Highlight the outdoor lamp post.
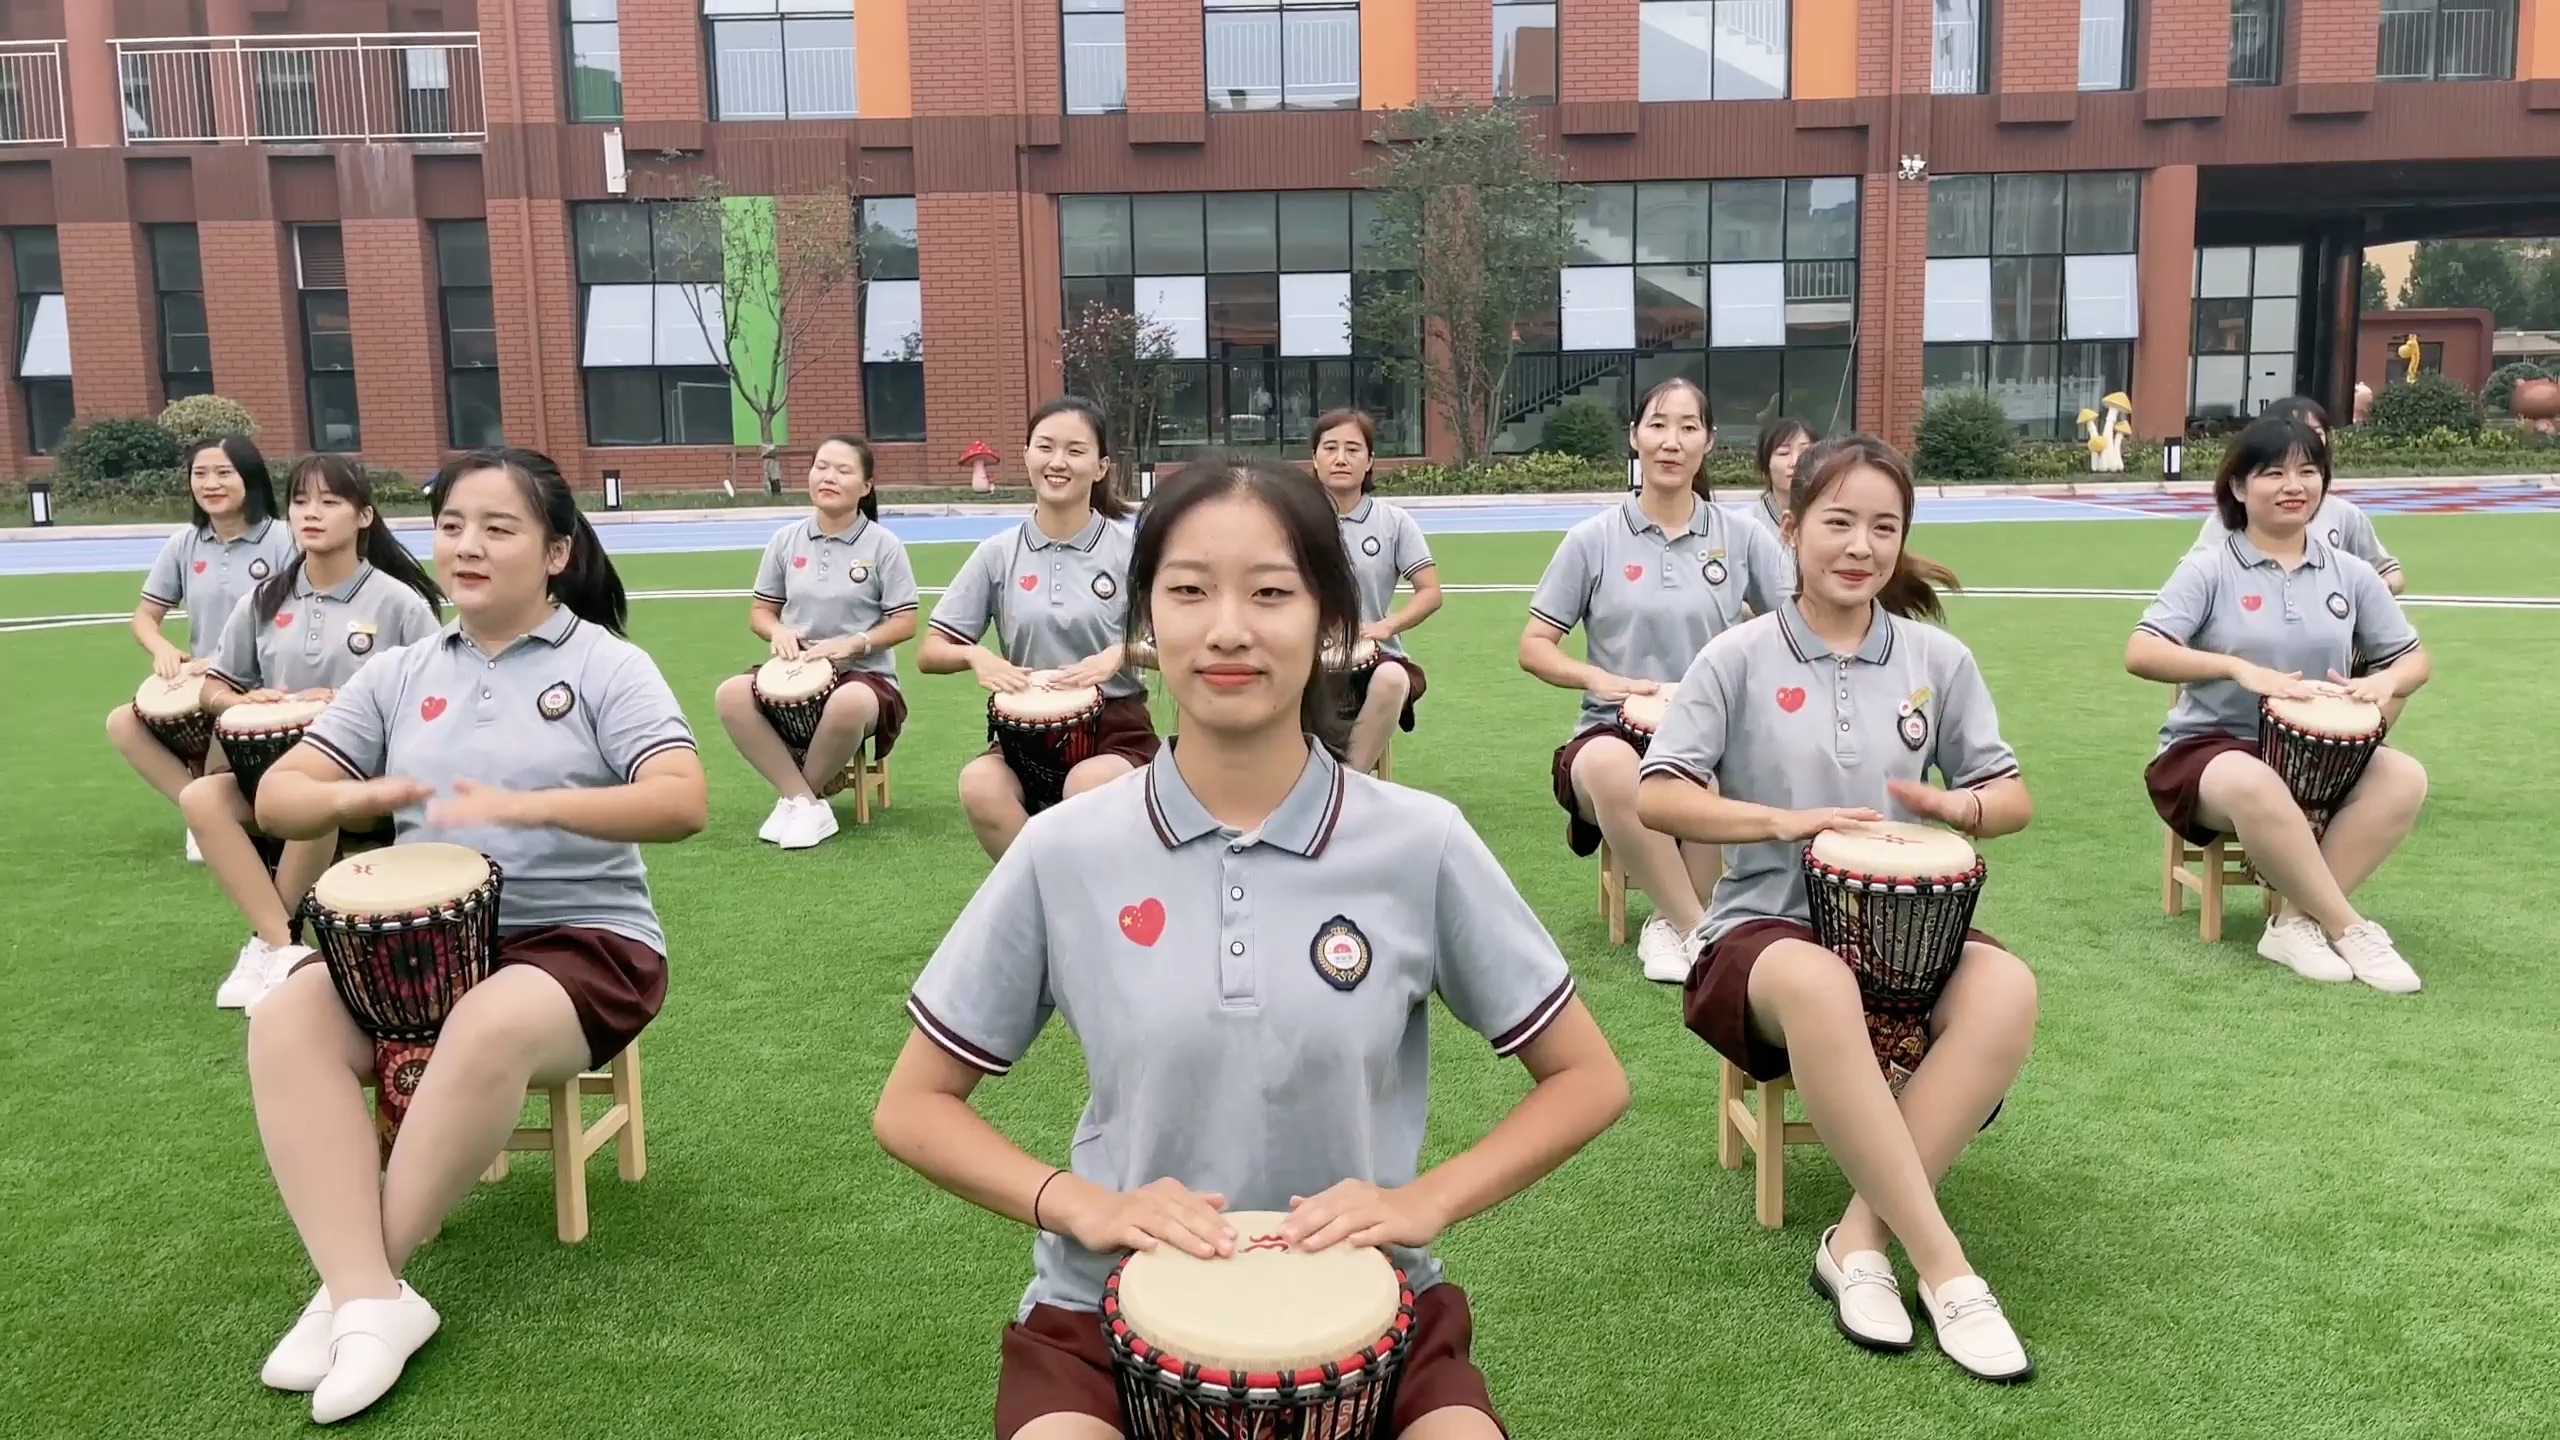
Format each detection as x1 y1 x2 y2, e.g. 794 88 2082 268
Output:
603 469 623 511
1626 455 1641 492
1140 463 1157 501
2161 436 2182 480
28 480 53 527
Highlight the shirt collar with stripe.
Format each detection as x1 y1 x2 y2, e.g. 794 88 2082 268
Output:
1143 738 1345 857
1775 599 1895 664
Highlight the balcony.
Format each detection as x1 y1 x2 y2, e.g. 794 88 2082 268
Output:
0 41 67 146
2377 0 2516 81
112 33 484 145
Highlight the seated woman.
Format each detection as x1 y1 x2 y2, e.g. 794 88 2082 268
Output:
2188 398 2404 596
1313 407 1442 776
1637 433 2038 1384
1732 416 1815 555
2129 411 2430 991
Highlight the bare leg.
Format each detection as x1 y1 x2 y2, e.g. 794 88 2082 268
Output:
1063 754 1136 800
2315 747 2427 899
2195 751 2362 939
1010 1416 1119 1440
1831 944 2039 1259
958 753 1031 861
800 681 880 793
246 966 399 1302
1682 837 1726 906
1345 665 1410 776
1571 737 1705 935
713 674 814 801
1745 940 1970 1286
107 704 195 805
272 836 337 928
380 967 591 1269
182 773 296 946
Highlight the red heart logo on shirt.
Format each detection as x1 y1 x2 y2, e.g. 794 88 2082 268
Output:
1776 686 1807 713
792 555 807 569
1019 575 1039 592
1623 564 1644 582
273 610 294 629
1118 898 1166 947
2241 594 2263 612
192 560 208 574
420 695 448 721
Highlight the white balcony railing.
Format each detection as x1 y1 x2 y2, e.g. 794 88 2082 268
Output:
112 33 483 144
710 41 855 119
1932 15 1984 94
2078 11 2127 89
0 41 67 146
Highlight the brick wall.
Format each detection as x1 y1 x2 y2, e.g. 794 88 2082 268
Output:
1419 0 1495 103
916 192 1031 486
1 238 27 476
1128 0 1208 113
57 223 158 422
620 0 707 122
1856 171 1928 446
2296 0 2381 84
2132 164 2198 439
1559 0 1638 103
344 219 447 476
908 0 994 116
490 199 585 464
200 222 306 451
779 193 863 445
1859 0 1933 94
1998 0 2084 91
2145 0 2232 89
477 0 562 125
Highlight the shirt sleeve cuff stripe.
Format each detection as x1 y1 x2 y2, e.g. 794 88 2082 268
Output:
140 589 181 607
1399 559 1434 579
1526 606 1572 632
906 996 1013 1076
2363 640 2419 669
1490 977 1576 1058
1636 756 1716 789
206 667 255 693
751 590 786 604
300 733 371 782
2373 559 2401 575
1954 765 2022 790
926 620 983 646
2132 622 2184 643
882 602 920 617
623 736 699 783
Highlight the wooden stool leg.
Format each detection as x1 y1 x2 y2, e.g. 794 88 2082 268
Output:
549 1077 589 1244
613 1043 646 1182
851 750 873 825
1754 1078 1788 1229
2199 837 2226 943
481 1151 510 1184
878 755 892 808
1717 1061 1743 1171
2162 826 2184 917
1598 842 1628 946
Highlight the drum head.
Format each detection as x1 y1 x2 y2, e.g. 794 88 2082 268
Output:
1808 820 1978 879
994 684 1101 722
312 842 491 915
2266 693 2382 739
1116 1211 1401 1373
754 656 836 702
1325 638 1380 670
1620 692 1670 732
134 673 207 718
219 697 330 735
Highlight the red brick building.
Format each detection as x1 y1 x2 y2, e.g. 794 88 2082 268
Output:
4 0 2558 490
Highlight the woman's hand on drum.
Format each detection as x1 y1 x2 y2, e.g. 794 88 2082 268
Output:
1772 806 1886 842
2227 659 2315 701
426 778 542 829
1358 619 1397 644
1589 674 1658 703
970 651 1035 694
148 647 190 681
1278 1180 1445 1253
290 686 334 704
241 687 288 705
1050 651 1121 690
2327 669 2397 708
768 626 804 661
335 776 434 824
1058 1177 1235 1259
1885 779 1973 827
801 634 856 663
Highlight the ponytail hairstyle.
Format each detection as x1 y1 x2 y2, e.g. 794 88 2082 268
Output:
186 434 280 532
1125 454 1360 760
1785 433 1961 624
1754 418 1818 493
2263 395 2331 440
816 432 880 520
1629 376 1717 500
1311 407 1379 494
1026 395 1130 520
430 447 629 636
255 454 446 625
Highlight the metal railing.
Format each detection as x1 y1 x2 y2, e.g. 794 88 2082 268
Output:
1206 7 1359 111
2377 0 2516 81
112 33 483 143
710 40 855 119
0 41 66 145
1931 12 1984 94
1064 38 1127 114
2228 0 2281 84
2077 11 2128 90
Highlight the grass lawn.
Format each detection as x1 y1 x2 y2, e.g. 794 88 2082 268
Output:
3 514 2556 1437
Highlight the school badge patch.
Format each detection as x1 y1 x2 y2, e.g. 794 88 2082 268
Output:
1898 685 1932 752
1361 536 1382 556
2327 528 2343 547
1310 916 1372 992
1092 573 1118 601
346 624 375 656
2326 591 2350 619
848 560 873 584
248 558 272 580
1702 552 1729 587
536 681 577 721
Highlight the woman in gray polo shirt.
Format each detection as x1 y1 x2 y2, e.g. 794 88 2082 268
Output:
2130 412 2431 992
1636 434 2039 1384
877 458 1627 1440
1314 407 1442 775
1731 417 1817 548
104 435 297 854
245 448 706 1425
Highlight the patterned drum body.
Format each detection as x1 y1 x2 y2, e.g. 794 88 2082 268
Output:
1329 639 1382 717
1103 1211 1416 1440
1802 822 1986 1091
1613 691 1670 757
990 682 1105 813
216 697 330 806
751 655 843 760
133 673 214 775
2259 694 2385 821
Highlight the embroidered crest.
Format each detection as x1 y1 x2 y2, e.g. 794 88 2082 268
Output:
2326 591 2350 620
1310 916 1372 992
2327 527 2342 547
1899 708 1929 752
1361 536 1382 557
248 558 272 580
1092 573 1118 601
848 560 873 584
1702 553 1728 587
347 623 375 656
536 681 576 721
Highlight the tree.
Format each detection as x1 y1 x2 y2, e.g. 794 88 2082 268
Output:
1058 303 1179 478
2359 260 2392 312
2400 239 2528 323
659 180 862 496
2523 242 2560 331
1351 102 1580 466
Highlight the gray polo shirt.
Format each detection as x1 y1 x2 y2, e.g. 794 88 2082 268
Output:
2191 494 2398 579
139 518 301 653
1527 494 1790 736
749 516 921 685
927 515 1144 700
1639 603 2019 941
1336 497 1435 659
300 606 697 952
2136 533 2419 752
206 563 440 696
905 742 1578 1319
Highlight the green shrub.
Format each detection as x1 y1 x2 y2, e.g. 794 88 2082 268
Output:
157 394 259 450
362 465 426 511
2483 361 2559 415
1911 391 2015 481
52 416 180 486
47 464 190 505
2367 373 2482 439
1538 399 1624 465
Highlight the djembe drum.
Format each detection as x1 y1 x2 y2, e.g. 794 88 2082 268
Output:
216 697 330 807
1327 638 1383 717
302 843 503 1150
751 655 842 763
1802 822 1987 1093
1613 691 1670 756
1102 1210 1417 1440
990 679 1105 813
133 673 214 775
2259 693 2386 828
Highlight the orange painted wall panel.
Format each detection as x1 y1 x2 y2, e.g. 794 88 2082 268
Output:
857 0 913 119
1792 0 1856 100
1364 0 1420 109
2524 0 2559 79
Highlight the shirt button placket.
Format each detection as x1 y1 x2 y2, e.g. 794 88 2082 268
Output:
1834 659 1857 761
1218 851 1255 1005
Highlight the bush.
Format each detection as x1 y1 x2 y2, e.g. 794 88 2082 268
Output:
1911 391 2015 481
47 464 191 505
51 416 180 486
1538 399 1623 465
2367 373 2482 439
363 465 426 511
2483 361 2559 415
158 394 258 450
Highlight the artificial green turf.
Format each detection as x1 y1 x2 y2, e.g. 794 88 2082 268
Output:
3 516 2556 1437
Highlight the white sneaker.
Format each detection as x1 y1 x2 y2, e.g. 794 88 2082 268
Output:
756 795 796 844
250 943 317 1012
777 796 839 851
186 829 204 863
216 937 271 1010
1637 916 1694 984
312 1283 439 1424
1918 1274 2033 1383
2334 921 2421 993
2256 915 2354 983
261 1286 334 1392
1810 1226 1913 1351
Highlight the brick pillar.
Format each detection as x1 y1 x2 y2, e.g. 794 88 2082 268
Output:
1856 172 1927 447
1858 0 1931 94
201 223 305 450
61 0 119 147
480 0 564 124
2296 0 2381 84
2145 0 2232 88
344 220 446 475
57 223 159 420
1558 0 1637 104
779 194 862 445
1997 0 2082 91
918 193 1031 482
489 199 585 466
2133 165 2197 440
1419 0 1494 103
1127 0 1207 113
622 0 707 121
0 238 25 474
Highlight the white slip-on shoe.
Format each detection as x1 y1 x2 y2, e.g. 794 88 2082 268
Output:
756 795 796 844
312 1283 439 1424
2334 922 2421 993
260 1286 334 1392
216 937 271 1010
250 944 316 1012
1810 1226 1913 1351
1918 1275 2033 1383
186 829 204 863
2257 915 2354 983
1637 916 1692 984
778 796 839 851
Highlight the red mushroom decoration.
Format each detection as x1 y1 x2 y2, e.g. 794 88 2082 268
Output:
958 440 1000 493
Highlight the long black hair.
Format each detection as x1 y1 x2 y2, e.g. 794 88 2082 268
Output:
815 432 880 521
1755 418 1818 490
254 454 445 625
1126 454 1360 759
1786 434 1961 624
430 447 629 635
1630 376 1716 500
2212 411 2330 533
1027 396 1130 520
186 435 279 532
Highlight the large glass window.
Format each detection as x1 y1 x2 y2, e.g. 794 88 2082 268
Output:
2229 0 2281 82
436 221 504 450
858 197 924 442
566 0 623 122
1932 0 1985 94
1923 172 2139 438
1058 189 1419 457
2377 0 2517 81
294 226 360 452
1205 1 1360 111
2188 243 2303 422
705 1 856 118
151 225 213 402
574 201 730 447
10 227 70 455
2080 0 2131 90
1494 1 1557 103
1637 0 1789 102
1065 0 1128 113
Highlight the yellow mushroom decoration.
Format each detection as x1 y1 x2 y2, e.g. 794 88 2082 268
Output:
2082 392 2134 473
2396 333 2423 385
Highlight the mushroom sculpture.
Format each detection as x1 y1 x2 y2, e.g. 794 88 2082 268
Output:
958 439 1000 494
2080 391 2133 472
2397 333 2423 385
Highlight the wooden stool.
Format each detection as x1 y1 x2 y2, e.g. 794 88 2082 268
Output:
1369 738 1393 781
479 1040 646 1244
1718 1060 1820 1228
2162 827 2276 942
1597 839 1628 945
822 747 892 824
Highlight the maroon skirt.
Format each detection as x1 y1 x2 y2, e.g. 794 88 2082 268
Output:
1683 918 2003 1085
291 924 663 1070
2144 733 2260 847
1346 655 1429 732
1549 725 1635 858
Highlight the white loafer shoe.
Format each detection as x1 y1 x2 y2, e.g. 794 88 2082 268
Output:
1810 1226 1913 1351
1918 1274 2033 1383
259 1286 333 1392
312 1283 439 1424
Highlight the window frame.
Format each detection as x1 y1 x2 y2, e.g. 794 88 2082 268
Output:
11 226 71 455
1930 0 1988 95
149 224 213 402
704 1 859 121
1064 0 1129 115
1203 0 1363 113
566 0 624 122
2228 0 2282 84
2078 0 2134 92
1493 0 1559 105
1922 170 2142 439
2376 0 2518 83
573 200 733 447
435 219 504 451
1635 0 1794 103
